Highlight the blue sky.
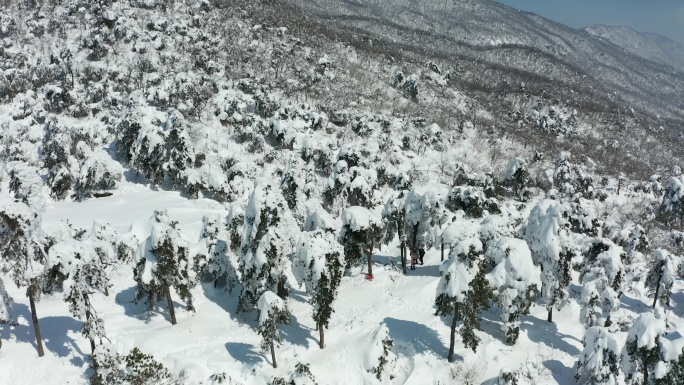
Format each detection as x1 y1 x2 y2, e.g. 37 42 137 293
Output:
494 0 684 43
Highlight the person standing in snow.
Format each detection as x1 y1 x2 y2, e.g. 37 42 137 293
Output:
410 248 418 270
418 245 425 265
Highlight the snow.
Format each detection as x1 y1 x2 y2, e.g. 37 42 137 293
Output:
341 206 379 232
437 258 477 302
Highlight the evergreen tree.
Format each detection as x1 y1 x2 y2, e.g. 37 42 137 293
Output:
504 158 531 201
524 199 575 322
0 193 47 357
579 239 625 328
47 235 111 353
575 327 621 385
293 229 344 349
42 119 73 199
340 206 383 275
382 191 408 273
485 237 541 344
198 214 238 291
645 249 679 309
257 291 290 369
133 210 198 325
238 179 298 311
659 176 684 228
435 236 492 361
622 310 668 385
403 184 451 252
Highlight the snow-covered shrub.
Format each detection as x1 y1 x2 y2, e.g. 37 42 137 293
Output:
323 144 378 214
91 345 179 385
238 179 298 311
364 323 394 380
258 291 291 369
575 327 622 385
435 235 492 359
622 310 667 385
579 239 625 328
134 210 198 324
524 199 575 322
293 229 344 348
645 249 679 308
485 237 541 344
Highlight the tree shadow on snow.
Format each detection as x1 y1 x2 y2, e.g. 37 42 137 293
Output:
520 315 581 357
280 313 314 348
404 264 440 278
383 317 456 360
225 342 265 366
544 359 576 385
1 303 87 365
620 293 649 314
201 282 241 317
115 285 188 324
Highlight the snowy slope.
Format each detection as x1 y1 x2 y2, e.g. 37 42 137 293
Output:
585 25 684 71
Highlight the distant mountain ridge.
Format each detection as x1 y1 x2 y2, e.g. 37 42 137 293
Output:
585 25 684 71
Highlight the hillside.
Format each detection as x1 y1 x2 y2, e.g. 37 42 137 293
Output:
0 1 684 385
585 25 684 71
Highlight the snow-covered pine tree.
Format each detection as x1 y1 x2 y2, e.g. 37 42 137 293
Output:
554 151 575 197
238 178 298 312
578 239 625 328
257 291 290 369
575 326 622 385
293 229 344 349
504 157 531 201
199 214 238 291
524 199 575 323
659 175 683 228
281 155 317 226
485 237 541 344
73 149 123 200
381 191 408 273
162 110 193 189
435 234 492 361
42 118 73 199
0 193 47 356
47 235 111 353
322 144 378 215
622 310 668 385
645 249 679 309
133 209 197 325
340 206 383 275
403 184 450 252
0 277 13 351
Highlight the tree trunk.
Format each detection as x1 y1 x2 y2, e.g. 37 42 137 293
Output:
653 270 662 309
441 241 444 262
319 323 325 349
367 242 374 277
547 308 553 323
83 293 96 353
643 363 648 385
401 240 407 274
412 223 419 250
165 286 177 325
448 303 458 362
29 294 45 357
270 341 277 368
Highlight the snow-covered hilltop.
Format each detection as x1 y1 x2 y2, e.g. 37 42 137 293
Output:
1 0 684 384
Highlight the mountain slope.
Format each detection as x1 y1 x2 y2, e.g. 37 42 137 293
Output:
585 25 684 71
